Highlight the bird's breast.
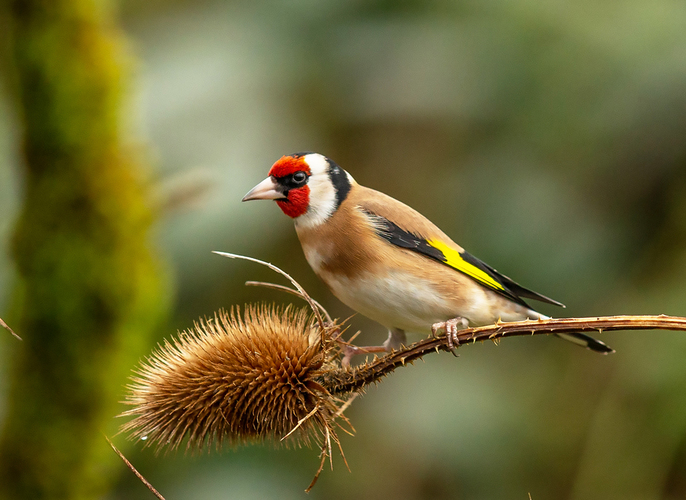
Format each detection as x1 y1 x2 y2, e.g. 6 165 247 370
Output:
316 266 458 334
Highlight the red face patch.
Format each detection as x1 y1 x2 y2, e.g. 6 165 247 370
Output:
276 186 310 218
268 155 312 178
268 155 312 219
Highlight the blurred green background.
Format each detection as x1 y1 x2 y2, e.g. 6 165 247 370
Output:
1 0 686 498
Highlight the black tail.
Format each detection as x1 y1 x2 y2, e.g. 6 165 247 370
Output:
555 332 614 354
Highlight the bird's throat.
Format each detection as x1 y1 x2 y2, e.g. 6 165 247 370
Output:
277 186 310 218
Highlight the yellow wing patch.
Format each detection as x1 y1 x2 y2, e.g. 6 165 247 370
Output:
427 239 505 291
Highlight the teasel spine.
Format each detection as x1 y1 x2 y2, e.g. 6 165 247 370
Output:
121 305 341 447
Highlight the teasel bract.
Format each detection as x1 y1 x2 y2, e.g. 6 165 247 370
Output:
121 303 350 489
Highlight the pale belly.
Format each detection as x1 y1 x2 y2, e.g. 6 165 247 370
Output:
320 269 538 334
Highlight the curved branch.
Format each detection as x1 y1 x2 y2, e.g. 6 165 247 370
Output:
244 281 334 325
212 251 326 332
323 315 686 395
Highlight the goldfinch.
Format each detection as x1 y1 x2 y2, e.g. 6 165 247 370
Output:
243 152 613 359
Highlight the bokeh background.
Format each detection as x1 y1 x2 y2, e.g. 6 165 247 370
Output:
1 0 686 499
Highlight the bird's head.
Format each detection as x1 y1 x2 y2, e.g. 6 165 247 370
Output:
242 153 354 227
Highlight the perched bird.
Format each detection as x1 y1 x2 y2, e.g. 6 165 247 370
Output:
243 152 613 361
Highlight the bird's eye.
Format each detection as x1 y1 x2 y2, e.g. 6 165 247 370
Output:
293 172 307 184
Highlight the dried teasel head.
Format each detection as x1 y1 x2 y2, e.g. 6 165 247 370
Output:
120 304 348 466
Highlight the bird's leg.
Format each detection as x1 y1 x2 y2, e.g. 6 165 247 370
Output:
431 317 469 356
341 345 387 368
341 328 406 368
383 328 407 351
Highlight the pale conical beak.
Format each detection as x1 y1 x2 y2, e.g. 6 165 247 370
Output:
242 177 285 201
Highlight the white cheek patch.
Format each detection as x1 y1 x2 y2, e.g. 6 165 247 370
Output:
294 175 337 229
303 153 328 175
295 154 338 229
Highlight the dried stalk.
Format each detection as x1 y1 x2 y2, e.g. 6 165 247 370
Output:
212 252 326 332
105 436 166 500
323 315 686 395
1 317 21 341
245 280 333 325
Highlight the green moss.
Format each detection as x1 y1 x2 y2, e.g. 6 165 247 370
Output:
0 1 169 498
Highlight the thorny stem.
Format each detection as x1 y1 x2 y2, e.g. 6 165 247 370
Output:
322 315 686 395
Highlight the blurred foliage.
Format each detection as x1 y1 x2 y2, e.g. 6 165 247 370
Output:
1 0 685 498
0 0 168 498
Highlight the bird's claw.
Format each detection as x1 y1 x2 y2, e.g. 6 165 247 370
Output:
431 317 468 356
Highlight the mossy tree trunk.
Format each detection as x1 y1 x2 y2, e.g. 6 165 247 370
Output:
0 1 168 498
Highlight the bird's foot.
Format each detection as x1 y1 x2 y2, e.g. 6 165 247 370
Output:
341 344 388 368
431 317 468 356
